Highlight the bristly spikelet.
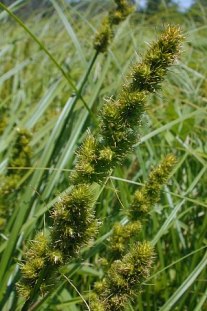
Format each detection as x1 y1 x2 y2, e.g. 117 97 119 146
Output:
148 154 177 186
51 184 98 260
99 93 146 158
94 0 134 53
71 133 98 184
129 154 177 220
26 232 49 258
108 221 142 260
98 146 114 162
21 257 45 280
90 241 154 311
128 25 183 93
18 172 98 299
17 232 50 298
16 282 31 300
118 91 147 122
109 0 134 25
94 18 113 53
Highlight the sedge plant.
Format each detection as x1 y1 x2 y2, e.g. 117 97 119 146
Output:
17 22 184 311
1 2 207 310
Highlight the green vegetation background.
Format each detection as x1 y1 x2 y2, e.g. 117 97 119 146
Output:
0 0 206 310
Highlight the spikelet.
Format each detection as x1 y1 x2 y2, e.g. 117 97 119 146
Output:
90 242 154 311
129 154 177 220
94 0 134 52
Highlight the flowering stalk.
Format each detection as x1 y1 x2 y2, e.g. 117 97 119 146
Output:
94 0 134 53
129 154 177 220
18 25 183 309
107 155 177 261
90 242 154 311
89 155 176 310
72 26 183 185
17 187 99 302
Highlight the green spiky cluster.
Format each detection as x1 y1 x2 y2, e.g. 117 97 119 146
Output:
90 242 154 311
17 233 51 299
108 221 142 260
73 26 183 185
51 184 98 260
90 154 176 310
129 154 177 220
129 26 183 93
18 25 183 306
94 0 134 53
18 184 98 299
0 128 32 229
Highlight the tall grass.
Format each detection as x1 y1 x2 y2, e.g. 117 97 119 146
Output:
0 1 206 310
